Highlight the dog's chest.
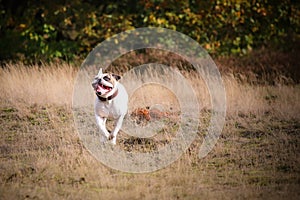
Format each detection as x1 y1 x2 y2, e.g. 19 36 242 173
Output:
95 100 119 118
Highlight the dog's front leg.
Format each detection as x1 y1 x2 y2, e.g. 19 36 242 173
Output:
95 114 110 142
110 115 125 145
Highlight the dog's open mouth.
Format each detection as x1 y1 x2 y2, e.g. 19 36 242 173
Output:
96 83 112 94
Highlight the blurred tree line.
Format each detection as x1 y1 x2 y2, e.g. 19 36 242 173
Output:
0 0 299 63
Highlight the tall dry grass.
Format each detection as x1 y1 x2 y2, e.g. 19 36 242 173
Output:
0 62 299 120
223 74 300 120
0 63 77 107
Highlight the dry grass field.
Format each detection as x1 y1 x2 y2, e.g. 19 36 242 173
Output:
0 55 299 199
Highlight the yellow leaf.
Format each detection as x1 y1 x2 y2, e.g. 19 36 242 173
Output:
19 24 26 28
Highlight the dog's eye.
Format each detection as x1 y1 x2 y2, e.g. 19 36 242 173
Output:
103 76 110 81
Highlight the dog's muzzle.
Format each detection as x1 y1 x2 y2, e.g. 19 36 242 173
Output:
96 81 112 95
97 89 119 102
95 76 113 95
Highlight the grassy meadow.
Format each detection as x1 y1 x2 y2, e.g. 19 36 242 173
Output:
0 52 299 199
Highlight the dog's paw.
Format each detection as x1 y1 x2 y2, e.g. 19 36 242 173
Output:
108 135 117 145
110 138 116 145
108 134 114 140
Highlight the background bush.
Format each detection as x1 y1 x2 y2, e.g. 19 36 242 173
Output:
0 0 299 63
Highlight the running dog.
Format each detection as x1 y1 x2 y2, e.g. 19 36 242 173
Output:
92 68 128 145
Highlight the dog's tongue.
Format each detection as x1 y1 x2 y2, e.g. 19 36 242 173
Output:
96 84 111 93
96 85 102 92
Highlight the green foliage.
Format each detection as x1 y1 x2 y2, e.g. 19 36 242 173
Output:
21 23 78 62
0 0 299 63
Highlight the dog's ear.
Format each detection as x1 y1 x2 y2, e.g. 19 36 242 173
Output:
97 68 103 77
112 74 121 81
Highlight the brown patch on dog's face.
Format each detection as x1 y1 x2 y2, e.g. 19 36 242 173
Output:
105 73 121 87
106 74 116 86
112 74 121 81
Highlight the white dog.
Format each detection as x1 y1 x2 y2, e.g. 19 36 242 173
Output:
92 68 128 145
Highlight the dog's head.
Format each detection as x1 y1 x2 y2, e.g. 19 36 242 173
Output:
92 68 121 97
